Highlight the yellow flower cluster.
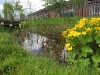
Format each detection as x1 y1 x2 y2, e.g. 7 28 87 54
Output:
75 18 88 28
62 17 100 51
63 18 100 38
89 18 100 25
95 27 100 31
66 18 89 38
67 31 81 38
62 31 67 36
65 43 72 51
82 31 86 35
85 28 92 32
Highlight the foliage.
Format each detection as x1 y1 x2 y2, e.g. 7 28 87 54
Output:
3 2 14 20
13 1 23 11
43 0 66 9
62 17 100 74
13 0 25 20
21 16 80 27
2 1 25 20
69 0 87 5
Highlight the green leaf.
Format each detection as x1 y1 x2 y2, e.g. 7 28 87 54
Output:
95 35 100 44
86 36 93 43
81 52 87 57
77 58 90 68
81 46 93 53
77 36 86 44
91 55 100 67
91 55 100 63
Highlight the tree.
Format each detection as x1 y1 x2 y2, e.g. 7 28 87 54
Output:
3 2 14 20
43 0 66 9
3 1 25 21
12 0 25 20
13 0 24 12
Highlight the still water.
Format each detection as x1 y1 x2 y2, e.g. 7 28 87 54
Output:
17 30 67 63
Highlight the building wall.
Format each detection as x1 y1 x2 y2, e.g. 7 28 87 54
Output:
28 0 100 20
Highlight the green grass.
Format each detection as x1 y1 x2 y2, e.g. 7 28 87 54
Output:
0 27 68 75
21 16 80 41
22 16 80 27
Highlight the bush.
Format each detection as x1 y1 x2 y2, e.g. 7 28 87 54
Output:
62 17 100 74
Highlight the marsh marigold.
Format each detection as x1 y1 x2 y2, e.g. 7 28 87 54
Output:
65 43 72 51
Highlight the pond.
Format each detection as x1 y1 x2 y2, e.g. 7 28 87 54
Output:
17 29 67 63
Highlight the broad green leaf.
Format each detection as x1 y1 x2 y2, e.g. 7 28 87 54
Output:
77 58 90 68
86 36 93 43
81 52 87 57
95 35 100 44
77 36 86 44
81 46 93 53
91 55 100 67
91 55 100 63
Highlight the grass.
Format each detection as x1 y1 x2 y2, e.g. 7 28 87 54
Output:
21 16 80 41
0 16 99 75
0 27 68 75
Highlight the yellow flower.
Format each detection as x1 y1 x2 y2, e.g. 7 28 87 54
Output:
62 31 67 36
67 31 81 38
98 44 100 47
65 43 73 51
95 27 100 31
80 18 88 23
65 43 70 48
82 31 86 35
89 18 100 25
68 46 72 51
72 27 77 30
67 33 72 38
70 31 81 37
75 23 85 29
86 28 92 32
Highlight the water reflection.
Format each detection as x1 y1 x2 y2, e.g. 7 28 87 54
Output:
17 30 67 63
23 33 47 54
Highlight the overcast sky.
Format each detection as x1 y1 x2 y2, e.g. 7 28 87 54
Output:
0 0 68 16
0 0 45 15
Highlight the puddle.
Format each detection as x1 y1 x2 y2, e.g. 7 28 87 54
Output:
17 30 67 63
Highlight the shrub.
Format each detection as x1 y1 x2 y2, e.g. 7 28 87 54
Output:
62 18 100 73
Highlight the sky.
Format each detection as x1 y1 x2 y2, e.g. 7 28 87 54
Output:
0 0 45 15
0 0 68 16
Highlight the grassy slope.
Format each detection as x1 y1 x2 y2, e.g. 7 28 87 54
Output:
0 27 68 75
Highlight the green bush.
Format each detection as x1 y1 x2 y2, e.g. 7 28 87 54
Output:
63 17 100 74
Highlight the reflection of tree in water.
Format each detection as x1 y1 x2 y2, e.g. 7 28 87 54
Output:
17 30 66 63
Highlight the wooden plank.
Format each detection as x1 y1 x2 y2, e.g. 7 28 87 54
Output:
0 19 20 26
